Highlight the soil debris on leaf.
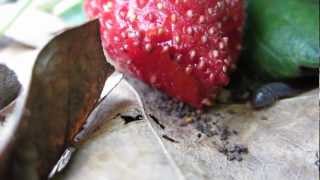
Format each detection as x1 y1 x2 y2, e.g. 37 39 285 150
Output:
197 133 202 138
162 135 179 143
121 115 143 124
157 94 249 161
149 114 165 130
128 77 249 162
120 109 143 124
218 143 248 161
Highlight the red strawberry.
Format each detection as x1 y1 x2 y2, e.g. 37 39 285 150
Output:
83 0 99 18
84 0 245 108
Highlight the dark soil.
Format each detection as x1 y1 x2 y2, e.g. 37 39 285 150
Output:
162 134 179 143
149 93 249 161
121 114 143 124
149 114 165 129
128 77 249 161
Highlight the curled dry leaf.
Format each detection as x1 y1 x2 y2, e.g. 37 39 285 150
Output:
56 75 318 180
113 77 319 180
0 20 114 180
127 77 319 180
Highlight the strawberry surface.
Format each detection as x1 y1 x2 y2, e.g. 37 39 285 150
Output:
84 0 245 108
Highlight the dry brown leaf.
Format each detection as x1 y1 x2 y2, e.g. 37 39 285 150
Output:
55 76 319 180
0 20 114 180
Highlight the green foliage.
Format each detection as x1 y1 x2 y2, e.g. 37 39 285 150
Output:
242 0 319 80
39 0 86 25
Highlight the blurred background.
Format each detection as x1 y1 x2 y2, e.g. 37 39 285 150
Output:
0 0 86 48
0 0 88 95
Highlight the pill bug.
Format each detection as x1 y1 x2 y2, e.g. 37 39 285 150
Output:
251 82 299 109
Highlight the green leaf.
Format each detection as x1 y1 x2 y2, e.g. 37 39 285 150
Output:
37 0 62 13
57 1 86 25
242 0 320 80
38 0 86 25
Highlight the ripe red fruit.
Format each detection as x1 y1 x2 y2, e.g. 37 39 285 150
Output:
83 0 101 18
84 0 245 108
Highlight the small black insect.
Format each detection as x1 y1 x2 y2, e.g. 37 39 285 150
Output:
251 75 318 109
251 82 299 109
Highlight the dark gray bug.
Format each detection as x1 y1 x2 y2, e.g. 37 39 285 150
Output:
251 82 299 109
251 75 318 109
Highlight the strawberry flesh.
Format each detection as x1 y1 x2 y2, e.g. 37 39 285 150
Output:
84 0 245 108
